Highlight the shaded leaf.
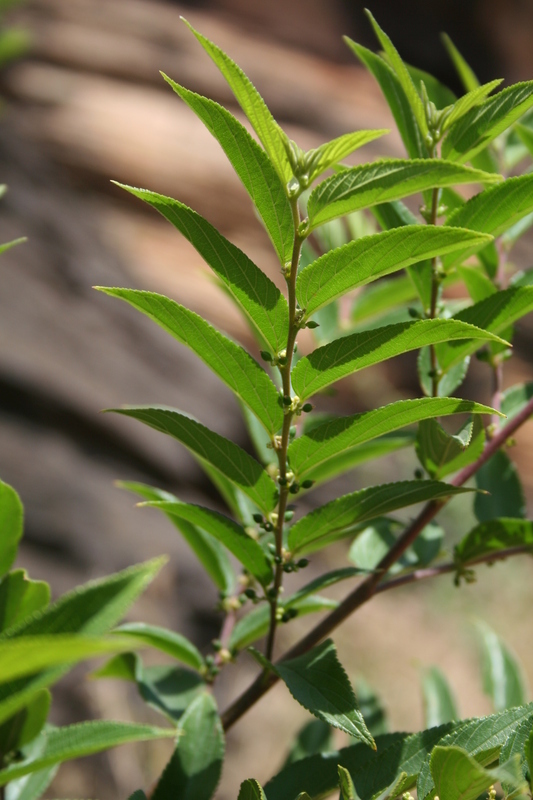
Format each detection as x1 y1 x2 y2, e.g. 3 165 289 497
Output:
284 568 368 610
430 745 525 800
284 720 333 767
351 275 418 326
0 690 50 757
355 679 388 737
500 382 533 425
476 621 527 712
418 348 471 397
139 665 206 724
454 518 533 566
0 479 23 577
474 451 526 523
441 34 479 93
349 519 443 576
238 779 267 800
114 623 204 673
0 570 50 633
416 415 485 480
422 667 458 728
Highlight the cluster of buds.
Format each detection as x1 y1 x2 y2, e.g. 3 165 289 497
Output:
267 543 309 574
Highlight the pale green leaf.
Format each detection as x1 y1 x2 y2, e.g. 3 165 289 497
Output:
152 692 224 800
500 382 533 425
349 519 443 576
305 130 390 183
458 266 496 304
143 500 272 586
442 80 503 132
351 275 418 326
441 35 479 93
430 745 525 800
97 289 283 434
476 621 527 712
416 415 485 480
5 762 58 800
0 479 23 577
114 623 204 673
288 481 473 555
0 570 50 632
0 237 26 256
296 226 491 317
418 348 471 398
307 159 499 230
183 20 292 183
422 667 458 728
292 318 506 401
474 451 526 523
238 779 267 800
454 518 533 566
405 63 456 110
161 78 294 265
111 407 277 514
0 721 175 785
288 397 495 481
113 185 288 353
442 82 533 163
117 481 235 594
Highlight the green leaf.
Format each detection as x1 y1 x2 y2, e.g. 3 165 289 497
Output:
416 415 485 480
284 720 333 767
113 623 204 673
288 481 473 556
97 289 283 434
238 779 267 800
458 266 496 304
0 480 23 577
430 745 525 800
0 570 50 632
418 348 471 398
288 397 495 481
0 237 26 256
117 481 235 594
364 11 428 139
143 500 272 586
526 727 533 791
183 20 292 184
474 451 526 523
267 640 375 748
405 64 456 110
291 318 506 401
113 186 288 353
499 715 533 794
305 130 389 184
437 287 533 372
0 690 50 757
284 568 369 609
138 665 206 724
454 518 533 566
442 82 533 163
356 679 388 737
351 275 418 326
346 40 428 160
129 793 148 800
349 519 443 576
152 692 224 800
307 159 499 230
422 667 458 728
112 408 277 514
441 34 479 93
442 80 503 132
501 382 533 425
91 651 141 682
0 721 176 786
416 702 533 799
476 621 527 712
338 764 359 800
5 762 59 800
161 79 294 266
296 226 492 317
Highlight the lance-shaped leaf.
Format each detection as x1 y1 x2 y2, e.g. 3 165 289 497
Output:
442 81 533 163
5 760 58 800
305 129 390 184
416 415 485 480
152 693 224 800
143 501 272 586
112 407 277 514
97 289 283 434
0 237 26 256
500 381 533 425
442 80 503 132
436 287 533 372
422 667 459 728
257 640 375 748
476 621 527 712
338 765 359 800
499 716 533 794
364 11 428 139
138 665 206 725
351 275 418 326
296 226 492 317
307 159 499 230
349 519 443 575
0 721 175 786
455 518 533 566
118 481 235 594
416 702 533 799
0 479 23 577
430 745 526 800
441 34 479 93
345 40 428 160
238 779 267 800
292 318 506 402
474 451 526 524
0 570 50 633
265 726 453 800
113 623 205 673
288 397 495 481
284 568 368 609
183 20 292 183
161 78 294 266
114 186 288 353
405 63 456 110
0 689 50 757
288 481 473 555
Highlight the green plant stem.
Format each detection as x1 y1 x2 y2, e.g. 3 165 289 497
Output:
428 184 441 397
221 393 533 730
265 198 303 661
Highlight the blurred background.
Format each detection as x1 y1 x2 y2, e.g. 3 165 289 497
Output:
1 0 533 797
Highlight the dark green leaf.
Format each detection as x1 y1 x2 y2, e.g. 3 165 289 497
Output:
237 779 267 800
113 186 288 353
144 500 272 586
476 621 527 712
284 568 368 609
183 20 292 183
152 693 224 800
284 720 333 767
129 793 148 800
422 667 458 728
0 690 50 757
296 226 491 317
0 479 23 577
416 415 485 480
499 715 533 794
430 745 525 800
474 451 526 523
526 727 533 790
117 481 235 594
454 517 533 565
288 397 495 481
112 408 277 514
441 34 479 93
442 82 533 163
307 160 499 230
114 623 204 673
288 481 472 555
292 318 506 401
0 570 50 633
0 721 175 785
139 665 206 724
97 289 283 434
